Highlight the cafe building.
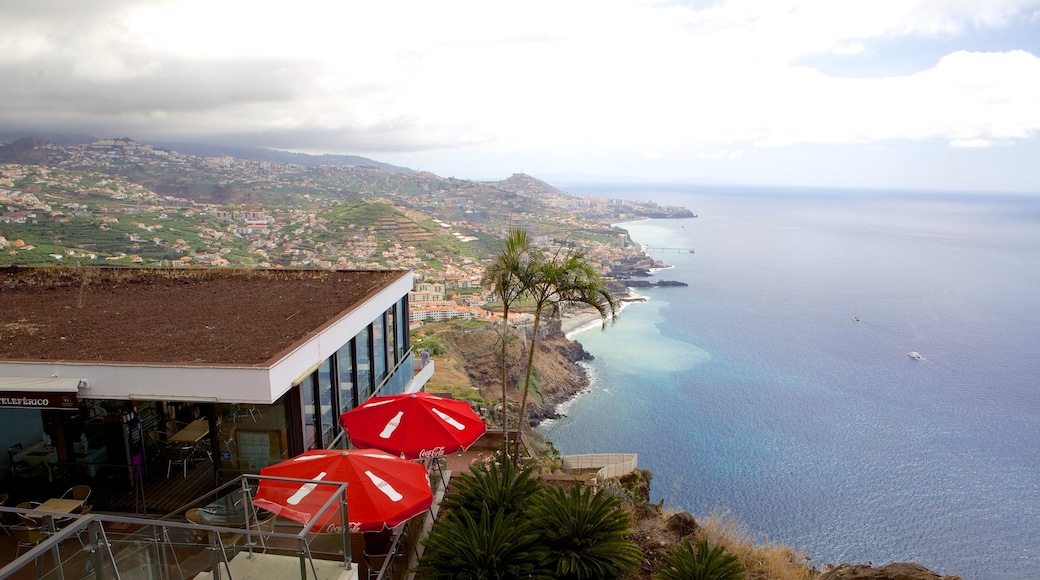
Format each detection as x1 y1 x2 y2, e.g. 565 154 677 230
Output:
0 266 432 512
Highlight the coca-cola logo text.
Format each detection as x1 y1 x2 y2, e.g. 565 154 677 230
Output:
322 522 362 535
418 446 446 458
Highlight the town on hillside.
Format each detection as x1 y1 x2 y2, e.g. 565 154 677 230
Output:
0 137 691 323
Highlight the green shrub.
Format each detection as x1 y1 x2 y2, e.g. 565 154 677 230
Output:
529 484 642 580
417 505 550 579
655 539 746 580
441 459 543 521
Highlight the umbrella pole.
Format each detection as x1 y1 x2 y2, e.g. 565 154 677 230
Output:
340 489 351 567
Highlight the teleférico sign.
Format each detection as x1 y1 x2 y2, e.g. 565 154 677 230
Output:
0 391 79 410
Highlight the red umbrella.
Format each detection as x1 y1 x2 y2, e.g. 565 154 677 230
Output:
253 449 432 533
340 392 486 460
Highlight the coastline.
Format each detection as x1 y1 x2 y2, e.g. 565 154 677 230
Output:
561 290 646 338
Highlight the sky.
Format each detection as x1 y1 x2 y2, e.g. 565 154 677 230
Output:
2 0 1039 192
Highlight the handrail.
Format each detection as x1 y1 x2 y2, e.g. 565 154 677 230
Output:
0 473 355 580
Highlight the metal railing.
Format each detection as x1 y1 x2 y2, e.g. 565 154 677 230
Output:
1 474 356 580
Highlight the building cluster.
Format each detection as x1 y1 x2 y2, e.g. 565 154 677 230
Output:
2 139 681 325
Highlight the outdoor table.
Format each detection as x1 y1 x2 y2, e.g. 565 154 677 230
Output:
13 440 58 481
28 498 84 580
74 446 108 478
198 494 249 526
34 497 85 528
169 419 211 444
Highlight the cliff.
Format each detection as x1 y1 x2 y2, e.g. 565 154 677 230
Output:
416 318 592 425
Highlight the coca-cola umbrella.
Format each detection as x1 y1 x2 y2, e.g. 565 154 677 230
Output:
253 449 433 533
340 392 487 460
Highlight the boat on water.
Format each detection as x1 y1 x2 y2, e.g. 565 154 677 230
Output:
908 351 925 360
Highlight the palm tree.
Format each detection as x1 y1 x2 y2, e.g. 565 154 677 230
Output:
529 484 642 580
514 246 619 465
482 228 535 457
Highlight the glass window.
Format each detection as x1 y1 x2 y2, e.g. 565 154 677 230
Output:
386 306 396 371
302 375 316 450
356 326 373 402
338 343 355 414
373 314 386 384
398 296 410 361
318 359 335 448
233 400 288 471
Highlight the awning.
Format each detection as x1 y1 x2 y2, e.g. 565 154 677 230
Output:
0 377 86 410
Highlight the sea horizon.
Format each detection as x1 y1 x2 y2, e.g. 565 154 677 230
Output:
538 183 1040 580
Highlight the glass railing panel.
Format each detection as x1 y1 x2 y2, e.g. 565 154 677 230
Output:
2 475 354 580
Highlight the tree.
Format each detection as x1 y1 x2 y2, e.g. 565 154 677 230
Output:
529 484 642 580
514 246 619 465
481 228 535 457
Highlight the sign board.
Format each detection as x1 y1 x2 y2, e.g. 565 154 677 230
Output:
0 391 79 410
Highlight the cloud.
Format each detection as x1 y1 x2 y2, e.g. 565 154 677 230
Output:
950 139 994 147
0 0 1038 189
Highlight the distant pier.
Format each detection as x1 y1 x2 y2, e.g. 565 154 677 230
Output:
641 245 695 253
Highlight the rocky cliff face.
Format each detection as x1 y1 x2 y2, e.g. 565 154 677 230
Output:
433 318 592 425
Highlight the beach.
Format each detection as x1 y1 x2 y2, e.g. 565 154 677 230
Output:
560 293 646 338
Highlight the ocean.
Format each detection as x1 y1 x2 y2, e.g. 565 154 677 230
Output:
537 184 1040 580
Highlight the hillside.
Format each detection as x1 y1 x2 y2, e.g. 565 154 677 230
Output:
0 135 694 270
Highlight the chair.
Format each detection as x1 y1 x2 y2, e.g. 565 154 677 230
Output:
13 525 44 556
364 551 391 580
362 524 402 579
0 493 11 536
185 508 207 542
244 510 278 552
220 423 237 454
62 484 92 503
146 429 166 452
167 444 196 477
202 422 236 462
166 420 186 435
8 443 35 478
243 404 262 422
15 501 42 527
186 507 243 561
56 503 94 547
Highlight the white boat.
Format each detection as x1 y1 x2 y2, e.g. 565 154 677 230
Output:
908 351 925 360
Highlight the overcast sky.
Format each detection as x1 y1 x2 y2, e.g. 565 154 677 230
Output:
2 0 1039 192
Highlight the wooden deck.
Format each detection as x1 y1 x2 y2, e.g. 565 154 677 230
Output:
103 459 230 515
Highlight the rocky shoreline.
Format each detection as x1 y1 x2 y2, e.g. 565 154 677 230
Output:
526 293 648 425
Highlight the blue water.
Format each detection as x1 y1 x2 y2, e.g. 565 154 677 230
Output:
537 184 1040 580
